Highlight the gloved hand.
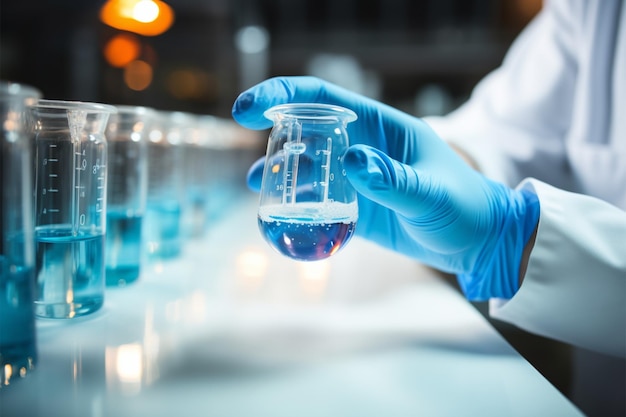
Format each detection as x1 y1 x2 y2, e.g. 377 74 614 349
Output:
233 76 540 301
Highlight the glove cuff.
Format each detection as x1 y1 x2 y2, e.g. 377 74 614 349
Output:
457 187 540 301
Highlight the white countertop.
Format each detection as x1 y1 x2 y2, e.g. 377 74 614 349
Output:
0 193 584 417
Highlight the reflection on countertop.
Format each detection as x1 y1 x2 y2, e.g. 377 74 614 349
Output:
0 193 583 417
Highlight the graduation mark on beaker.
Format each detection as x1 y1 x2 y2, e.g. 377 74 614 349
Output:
282 121 303 205
318 137 332 203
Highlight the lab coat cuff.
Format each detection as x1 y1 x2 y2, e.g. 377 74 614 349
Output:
489 178 626 357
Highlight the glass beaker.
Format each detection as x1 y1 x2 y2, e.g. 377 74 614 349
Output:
177 112 208 239
0 81 40 386
258 103 358 261
143 111 185 260
201 116 250 222
105 105 153 286
30 99 116 318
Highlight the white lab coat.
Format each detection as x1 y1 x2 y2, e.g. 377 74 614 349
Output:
425 0 626 358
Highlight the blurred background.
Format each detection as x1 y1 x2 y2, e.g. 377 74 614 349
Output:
0 0 540 118
7 2 625 417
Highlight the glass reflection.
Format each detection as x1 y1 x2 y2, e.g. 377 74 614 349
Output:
235 249 269 294
106 343 143 395
186 290 208 324
104 304 163 396
298 260 330 301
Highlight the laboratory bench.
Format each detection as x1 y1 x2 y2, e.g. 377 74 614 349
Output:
0 192 584 417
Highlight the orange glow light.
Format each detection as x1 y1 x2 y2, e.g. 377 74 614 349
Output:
103 33 141 68
100 0 174 37
124 60 153 91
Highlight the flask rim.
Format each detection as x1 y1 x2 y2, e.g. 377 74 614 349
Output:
34 99 117 114
111 105 157 117
0 80 42 103
264 103 357 123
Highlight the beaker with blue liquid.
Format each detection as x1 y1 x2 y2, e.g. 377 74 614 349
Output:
30 99 116 319
0 81 40 386
258 103 358 261
143 111 185 260
178 112 209 239
105 106 152 286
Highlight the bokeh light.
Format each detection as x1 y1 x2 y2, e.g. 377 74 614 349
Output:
123 60 153 91
103 33 141 68
166 69 216 100
100 0 174 37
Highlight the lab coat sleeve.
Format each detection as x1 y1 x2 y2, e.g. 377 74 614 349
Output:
424 0 580 191
490 179 626 358
424 0 626 357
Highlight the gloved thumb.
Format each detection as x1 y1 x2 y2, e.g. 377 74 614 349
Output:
343 144 439 219
246 156 265 192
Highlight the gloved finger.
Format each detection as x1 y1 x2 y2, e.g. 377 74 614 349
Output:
232 76 380 131
232 76 331 130
343 144 442 220
246 156 265 192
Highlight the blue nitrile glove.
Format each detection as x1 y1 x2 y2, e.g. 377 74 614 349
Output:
233 76 540 301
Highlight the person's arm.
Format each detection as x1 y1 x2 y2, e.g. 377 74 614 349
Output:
449 144 539 287
491 180 626 358
449 142 538 286
424 0 626 357
518 224 537 286
424 0 579 190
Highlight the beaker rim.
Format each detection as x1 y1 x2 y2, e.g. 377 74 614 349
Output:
264 103 357 123
35 99 117 114
112 104 157 116
0 80 42 101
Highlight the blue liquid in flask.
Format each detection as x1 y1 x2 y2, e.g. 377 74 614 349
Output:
258 202 357 261
105 209 143 286
35 226 105 318
0 258 37 385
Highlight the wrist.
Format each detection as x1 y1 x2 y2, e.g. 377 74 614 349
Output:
519 221 538 286
457 186 540 301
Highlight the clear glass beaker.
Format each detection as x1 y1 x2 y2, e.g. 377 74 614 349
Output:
143 111 185 260
30 99 116 318
105 105 153 286
201 116 252 222
177 112 208 239
188 115 220 233
258 103 358 261
0 81 40 386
